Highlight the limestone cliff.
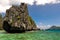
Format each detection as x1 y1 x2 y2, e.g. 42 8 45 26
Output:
0 14 3 30
3 3 37 33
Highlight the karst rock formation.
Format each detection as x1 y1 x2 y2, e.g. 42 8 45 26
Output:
3 3 38 33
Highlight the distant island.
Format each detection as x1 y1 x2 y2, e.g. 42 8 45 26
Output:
46 26 60 31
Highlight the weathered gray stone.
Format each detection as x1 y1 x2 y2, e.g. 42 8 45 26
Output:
3 3 37 33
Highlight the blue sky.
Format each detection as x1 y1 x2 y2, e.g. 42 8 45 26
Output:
28 3 60 26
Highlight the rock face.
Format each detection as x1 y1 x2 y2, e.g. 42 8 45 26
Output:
0 14 3 30
3 3 37 33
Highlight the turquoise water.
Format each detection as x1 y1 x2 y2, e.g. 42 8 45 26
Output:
46 29 60 32
0 30 60 40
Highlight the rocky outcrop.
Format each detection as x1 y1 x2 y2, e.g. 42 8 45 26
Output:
0 14 3 30
3 3 37 33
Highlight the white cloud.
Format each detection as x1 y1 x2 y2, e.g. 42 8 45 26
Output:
37 22 51 30
36 0 60 5
0 0 34 13
0 0 60 12
0 5 11 13
9 0 34 6
0 0 11 13
0 0 10 6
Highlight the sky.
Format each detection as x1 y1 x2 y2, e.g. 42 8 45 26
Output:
0 0 60 29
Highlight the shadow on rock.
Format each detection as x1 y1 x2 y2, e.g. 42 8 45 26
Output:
3 21 25 33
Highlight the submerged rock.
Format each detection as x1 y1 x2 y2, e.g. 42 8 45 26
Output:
3 3 37 33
